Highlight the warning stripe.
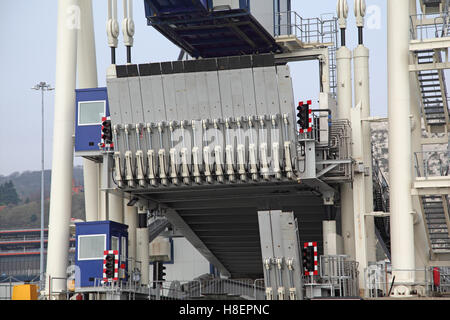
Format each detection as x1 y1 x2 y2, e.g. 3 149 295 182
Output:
304 242 319 276
101 250 120 284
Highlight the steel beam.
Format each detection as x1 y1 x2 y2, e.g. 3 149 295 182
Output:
162 207 231 277
410 37 450 52
409 62 450 72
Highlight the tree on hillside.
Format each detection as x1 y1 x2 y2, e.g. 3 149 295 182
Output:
0 181 20 206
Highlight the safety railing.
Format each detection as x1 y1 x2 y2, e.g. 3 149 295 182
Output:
46 275 71 300
414 150 450 178
149 280 201 300
364 265 437 298
433 266 450 294
410 13 450 41
319 255 359 297
274 11 338 44
297 113 328 144
324 119 353 181
148 278 266 300
274 11 338 96
0 275 39 300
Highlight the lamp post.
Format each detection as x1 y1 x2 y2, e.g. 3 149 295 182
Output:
31 82 54 289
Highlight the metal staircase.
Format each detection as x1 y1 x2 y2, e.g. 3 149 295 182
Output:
415 49 449 132
409 4 450 260
422 195 450 253
372 160 391 259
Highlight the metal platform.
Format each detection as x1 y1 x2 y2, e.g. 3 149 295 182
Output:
144 0 209 16
145 8 282 58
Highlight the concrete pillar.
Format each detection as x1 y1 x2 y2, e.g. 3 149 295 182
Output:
98 163 107 221
136 207 149 286
387 0 416 296
82 160 99 222
323 220 342 255
109 193 124 223
45 0 79 296
124 197 137 272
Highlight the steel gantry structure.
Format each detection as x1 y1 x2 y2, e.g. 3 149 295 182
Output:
42 0 450 300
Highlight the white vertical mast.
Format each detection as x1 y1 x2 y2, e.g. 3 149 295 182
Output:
77 0 100 223
387 0 415 296
353 0 377 265
45 0 80 297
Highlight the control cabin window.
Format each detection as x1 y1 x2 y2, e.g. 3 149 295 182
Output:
111 236 119 252
78 234 106 260
121 237 127 262
78 101 105 126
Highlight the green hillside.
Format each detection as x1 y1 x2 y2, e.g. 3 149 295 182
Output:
0 167 85 229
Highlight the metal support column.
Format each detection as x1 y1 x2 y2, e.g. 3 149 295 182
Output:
136 207 149 286
388 0 416 296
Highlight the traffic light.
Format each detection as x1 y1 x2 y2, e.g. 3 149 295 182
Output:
153 261 167 285
296 102 306 128
105 254 115 279
296 101 311 131
157 261 166 281
101 118 113 144
305 246 314 271
302 244 316 275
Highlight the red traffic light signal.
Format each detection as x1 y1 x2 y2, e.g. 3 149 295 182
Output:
101 119 113 144
303 242 318 276
104 254 115 279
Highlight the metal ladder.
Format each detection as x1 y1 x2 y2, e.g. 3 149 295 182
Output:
422 195 450 253
321 15 338 98
415 49 449 131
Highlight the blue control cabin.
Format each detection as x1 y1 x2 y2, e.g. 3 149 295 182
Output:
75 87 110 157
75 221 128 287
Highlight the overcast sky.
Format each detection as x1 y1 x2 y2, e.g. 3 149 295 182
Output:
0 0 390 176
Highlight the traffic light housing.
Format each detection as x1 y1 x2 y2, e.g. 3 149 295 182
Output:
304 246 314 271
105 254 115 279
101 118 113 144
157 261 166 281
153 261 167 286
297 102 306 129
297 100 312 132
302 243 317 276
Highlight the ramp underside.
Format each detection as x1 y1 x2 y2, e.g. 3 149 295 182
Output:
147 9 282 58
132 182 329 278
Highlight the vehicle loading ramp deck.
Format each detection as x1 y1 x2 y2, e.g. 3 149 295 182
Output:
130 181 329 278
